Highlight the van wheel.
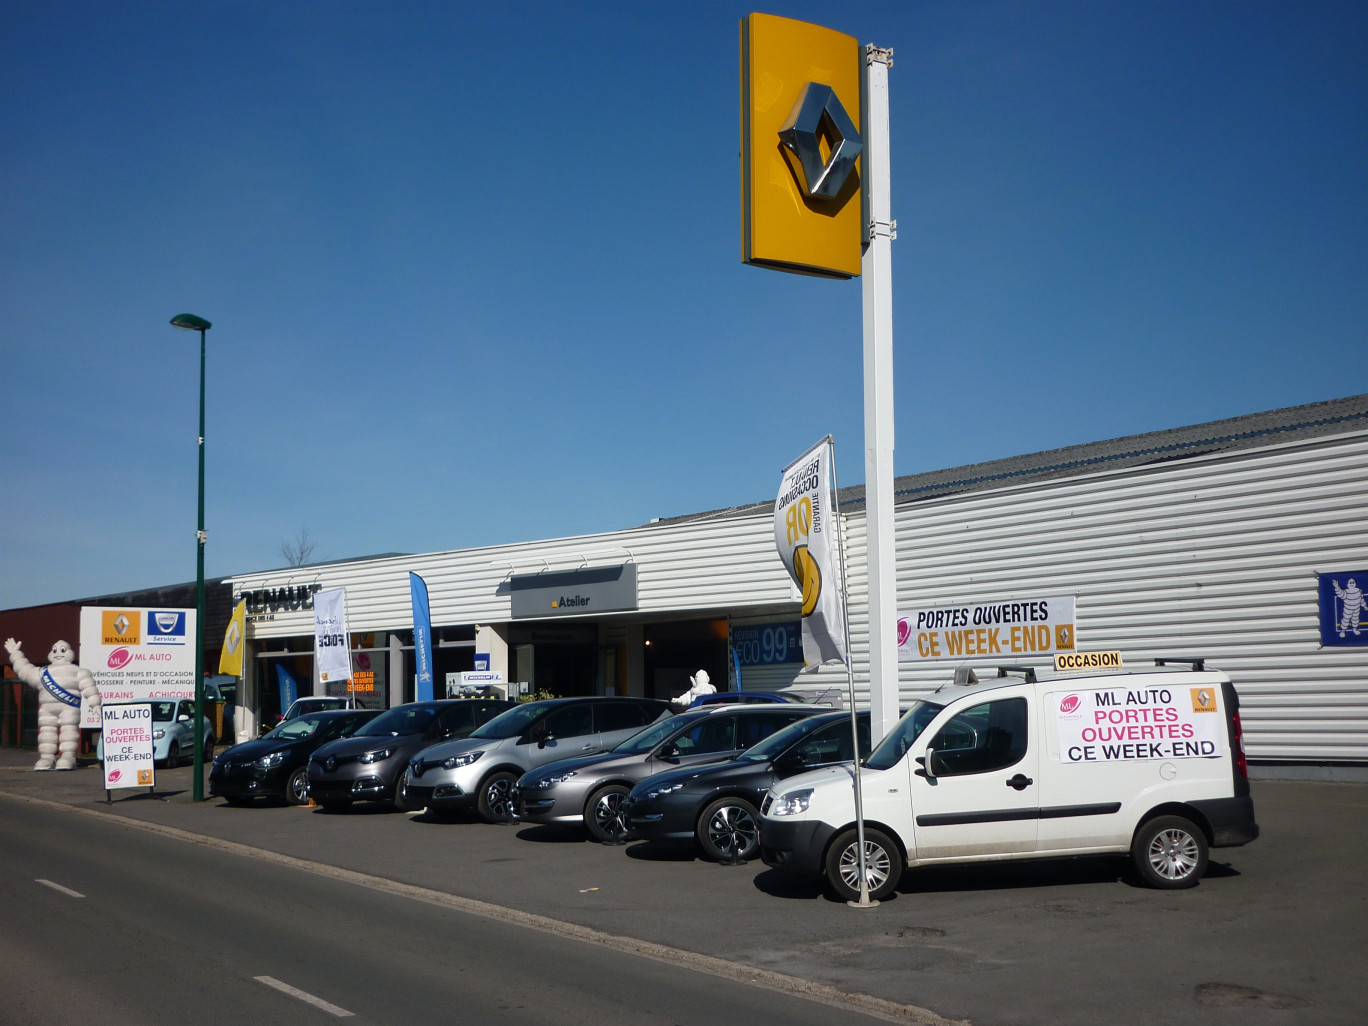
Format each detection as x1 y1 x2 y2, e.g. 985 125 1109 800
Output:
585 784 631 842
825 827 901 902
1132 815 1208 889
478 771 518 823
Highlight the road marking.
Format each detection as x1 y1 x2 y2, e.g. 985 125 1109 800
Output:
254 976 354 1017
36 879 84 898
6 791 960 1026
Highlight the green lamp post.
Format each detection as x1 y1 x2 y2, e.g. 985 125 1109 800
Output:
171 313 212 801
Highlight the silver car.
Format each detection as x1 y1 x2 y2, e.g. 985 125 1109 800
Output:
400 697 671 822
514 704 819 841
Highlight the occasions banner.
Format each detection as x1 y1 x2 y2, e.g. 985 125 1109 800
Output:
774 436 848 668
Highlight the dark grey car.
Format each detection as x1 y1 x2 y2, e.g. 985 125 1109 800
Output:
514 704 819 841
307 699 513 810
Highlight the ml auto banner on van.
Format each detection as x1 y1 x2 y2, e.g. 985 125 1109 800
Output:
896 596 1076 662
77 606 196 728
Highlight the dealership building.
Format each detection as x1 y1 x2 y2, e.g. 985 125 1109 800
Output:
4 395 1366 768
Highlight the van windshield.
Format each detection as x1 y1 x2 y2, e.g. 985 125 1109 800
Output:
864 701 944 771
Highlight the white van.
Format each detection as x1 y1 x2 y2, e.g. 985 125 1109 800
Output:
758 659 1258 900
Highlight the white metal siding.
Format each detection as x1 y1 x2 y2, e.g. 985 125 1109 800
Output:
228 429 1368 762
882 431 1368 761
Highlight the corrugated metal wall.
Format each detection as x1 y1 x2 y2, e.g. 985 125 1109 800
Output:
230 428 1368 762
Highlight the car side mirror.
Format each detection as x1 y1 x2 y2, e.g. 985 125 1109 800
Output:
177 713 191 723
774 753 805 777
915 748 937 781
658 743 680 760
536 730 555 749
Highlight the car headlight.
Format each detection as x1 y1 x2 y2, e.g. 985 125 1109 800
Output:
646 782 685 800
534 770 576 788
440 750 484 770
255 751 285 769
359 748 394 764
153 729 166 740
768 788 813 816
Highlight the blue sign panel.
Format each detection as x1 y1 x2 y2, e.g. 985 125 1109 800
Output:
732 622 803 666
145 610 187 644
1319 571 1368 647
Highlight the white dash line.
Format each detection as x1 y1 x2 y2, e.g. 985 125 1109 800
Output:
36 879 84 898
254 976 355 1017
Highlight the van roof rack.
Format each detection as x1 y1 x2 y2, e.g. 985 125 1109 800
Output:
1154 657 1205 672
996 665 1037 683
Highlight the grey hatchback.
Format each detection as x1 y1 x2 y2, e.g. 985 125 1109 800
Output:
514 704 819 841
307 699 513 810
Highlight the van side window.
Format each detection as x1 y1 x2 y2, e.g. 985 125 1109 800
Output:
930 698 1028 776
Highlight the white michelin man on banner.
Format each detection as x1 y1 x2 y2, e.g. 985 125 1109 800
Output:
1333 578 1365 637
4 638 102 770
671 669 716 709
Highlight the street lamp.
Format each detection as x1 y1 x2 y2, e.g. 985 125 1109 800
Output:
171 313 212 801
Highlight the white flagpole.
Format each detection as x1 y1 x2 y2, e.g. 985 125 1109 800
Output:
828 438 875 907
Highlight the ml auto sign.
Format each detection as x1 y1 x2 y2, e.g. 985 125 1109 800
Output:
510 564 639 619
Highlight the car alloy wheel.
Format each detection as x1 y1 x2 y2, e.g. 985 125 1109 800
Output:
478 771 518 823
586 784 631 842
698 798 760 861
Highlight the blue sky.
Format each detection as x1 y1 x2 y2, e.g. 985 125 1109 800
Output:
1 1 1364 610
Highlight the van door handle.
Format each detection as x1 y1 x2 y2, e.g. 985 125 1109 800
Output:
1006 774 1034 791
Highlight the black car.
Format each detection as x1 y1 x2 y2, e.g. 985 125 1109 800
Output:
307 699 514 810
624 711 873 861
209 708 382 806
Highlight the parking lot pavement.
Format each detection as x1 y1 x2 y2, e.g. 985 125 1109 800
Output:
3 748 1366 1026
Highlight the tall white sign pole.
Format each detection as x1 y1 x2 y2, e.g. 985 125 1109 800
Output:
862 44 900 745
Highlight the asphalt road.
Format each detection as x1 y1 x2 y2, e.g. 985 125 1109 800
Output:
1 752 1365 1026
0 799 906 1026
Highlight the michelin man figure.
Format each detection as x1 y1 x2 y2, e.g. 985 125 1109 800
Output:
4 638 102 770
1334 578 1365 637
671 669 717 709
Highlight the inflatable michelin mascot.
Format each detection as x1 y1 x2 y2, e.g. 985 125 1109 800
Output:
671 669 717 709
4 638 102 770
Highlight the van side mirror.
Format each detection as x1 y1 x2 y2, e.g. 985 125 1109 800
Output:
915 748 937 781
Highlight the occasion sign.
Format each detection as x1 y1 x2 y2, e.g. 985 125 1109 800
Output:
897 596 1076 662
79 607 197 728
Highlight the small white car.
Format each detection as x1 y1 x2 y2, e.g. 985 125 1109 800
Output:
759 659 1259 900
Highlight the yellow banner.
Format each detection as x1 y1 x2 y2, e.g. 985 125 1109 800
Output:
218 599 247 676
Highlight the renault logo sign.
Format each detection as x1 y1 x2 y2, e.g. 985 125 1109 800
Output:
740 13 863 278
779 83 862 200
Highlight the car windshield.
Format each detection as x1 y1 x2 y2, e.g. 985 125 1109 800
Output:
735 714 837 763
864 701 945 771
611 712 702 755
356 705 439 737
469 701 555 740
264 714 326 740
150 701 178 722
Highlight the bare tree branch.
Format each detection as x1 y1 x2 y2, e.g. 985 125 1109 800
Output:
280 527 318 568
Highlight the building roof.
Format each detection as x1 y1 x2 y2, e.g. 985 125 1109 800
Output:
651 393 1368 526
